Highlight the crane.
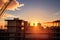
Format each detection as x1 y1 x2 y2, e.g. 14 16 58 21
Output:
0 0 13 18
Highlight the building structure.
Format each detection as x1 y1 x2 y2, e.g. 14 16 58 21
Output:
5 18 28 40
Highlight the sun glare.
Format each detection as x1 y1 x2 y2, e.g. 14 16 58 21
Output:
30 22 38 27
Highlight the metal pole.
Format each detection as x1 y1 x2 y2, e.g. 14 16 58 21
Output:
0 0 13 18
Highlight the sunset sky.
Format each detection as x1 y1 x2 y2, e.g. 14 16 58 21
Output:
0 0 60 23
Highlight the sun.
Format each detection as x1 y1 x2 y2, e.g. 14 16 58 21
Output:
30 22 38 27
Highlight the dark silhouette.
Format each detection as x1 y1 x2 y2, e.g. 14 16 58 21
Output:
0 19 60 40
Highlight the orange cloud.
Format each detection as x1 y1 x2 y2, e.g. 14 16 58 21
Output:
1 0 8 3
0 13 17 18
0 0 24 11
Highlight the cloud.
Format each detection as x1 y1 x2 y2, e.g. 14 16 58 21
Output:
0 0 24 11
54 11 60 15
0 13 18 19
